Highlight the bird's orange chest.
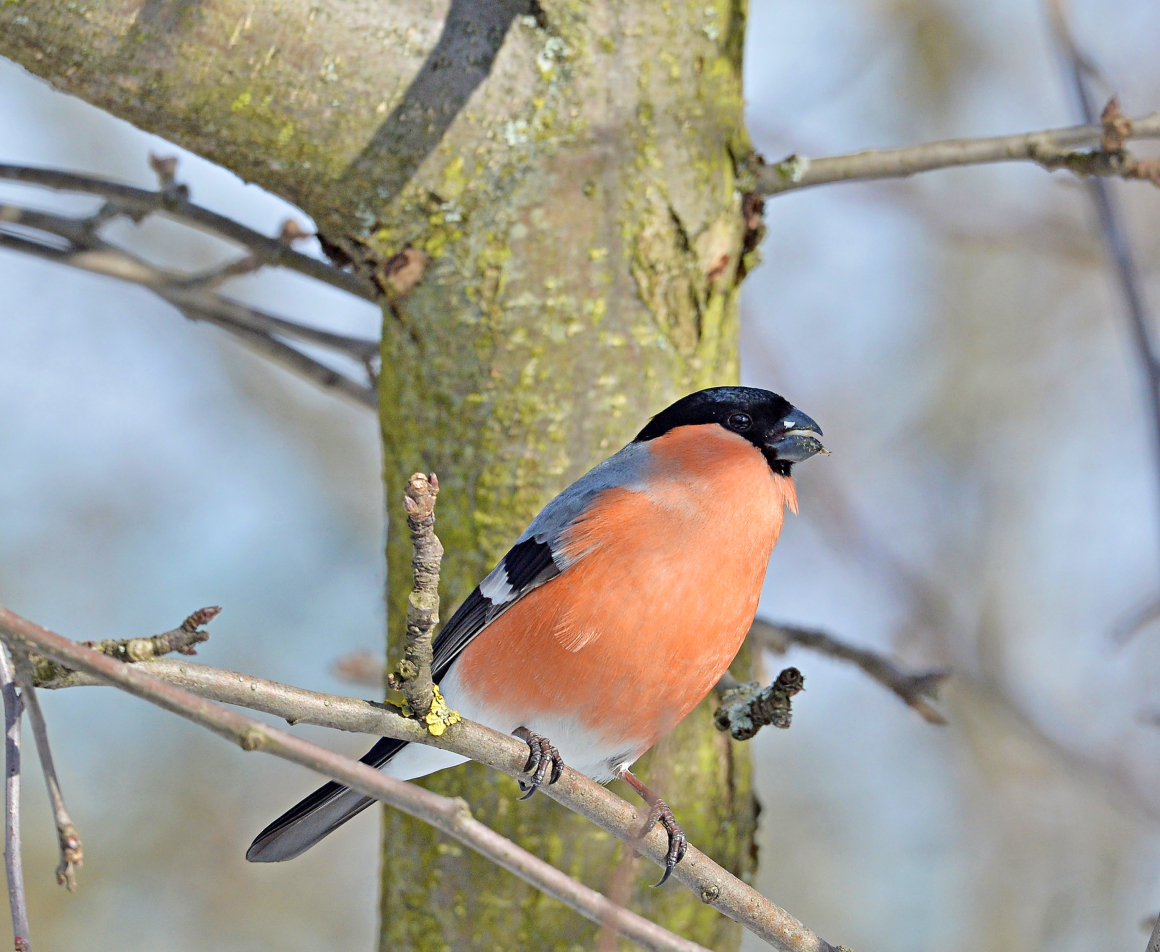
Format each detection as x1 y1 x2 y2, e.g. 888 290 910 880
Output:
454 426 794 749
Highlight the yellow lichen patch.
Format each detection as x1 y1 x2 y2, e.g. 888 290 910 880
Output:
424 684 461 736
442 156 467 199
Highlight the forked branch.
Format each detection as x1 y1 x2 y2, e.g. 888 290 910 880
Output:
0 606 838 952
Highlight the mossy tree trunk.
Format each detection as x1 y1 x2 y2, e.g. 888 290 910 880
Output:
1 1 763 948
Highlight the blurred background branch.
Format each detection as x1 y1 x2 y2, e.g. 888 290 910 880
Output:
748 620 949 725
1044 1 1160 645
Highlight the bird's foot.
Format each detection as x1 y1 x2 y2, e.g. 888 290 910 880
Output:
513 727 564 801
619 768 688 887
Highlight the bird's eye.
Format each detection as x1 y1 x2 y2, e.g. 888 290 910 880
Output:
727 412 752 432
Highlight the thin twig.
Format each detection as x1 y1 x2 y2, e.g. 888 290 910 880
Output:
9 652 81 892
387 473 444 723
0 611 720 952
755 112 1160 197
0 208 379 409
2 608 838 952
749 619 949 725
0 163 380 302
0 648 30 951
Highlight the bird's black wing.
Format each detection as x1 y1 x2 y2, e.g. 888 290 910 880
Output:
431 536 560 680
246 536 563 863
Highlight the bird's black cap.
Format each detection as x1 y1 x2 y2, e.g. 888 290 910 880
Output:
634 386 825 475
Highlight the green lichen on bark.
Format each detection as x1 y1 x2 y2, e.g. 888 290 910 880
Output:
0 1 761 949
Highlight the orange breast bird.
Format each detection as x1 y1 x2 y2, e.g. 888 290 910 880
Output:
248 386 825 883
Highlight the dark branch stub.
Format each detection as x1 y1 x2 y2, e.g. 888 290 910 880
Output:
748 620 949 725
713 668 805 741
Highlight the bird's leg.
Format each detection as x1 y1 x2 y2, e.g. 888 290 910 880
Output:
512 727 564 801
617 768 688 887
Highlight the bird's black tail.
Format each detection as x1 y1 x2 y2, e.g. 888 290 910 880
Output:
246 736 407 862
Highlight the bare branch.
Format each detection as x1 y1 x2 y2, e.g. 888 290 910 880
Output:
387 473 444 724
4 609 839 952
0 611 730 952
0 213 378 411
9 653 81 892
749 620 948 725
0 648 30 951
755 112 1160 197
0 163 380 302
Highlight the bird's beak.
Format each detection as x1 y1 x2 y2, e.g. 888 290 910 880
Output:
767 408 827 463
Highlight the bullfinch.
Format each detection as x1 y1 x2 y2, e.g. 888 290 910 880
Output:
247 386 825 883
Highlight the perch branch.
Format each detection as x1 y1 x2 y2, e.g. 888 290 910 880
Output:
1 608 838 952
386 474 444 725
0 610 721 952
755 112 1160 197
0 648 30 951
749 619 948 725
9 652 81 892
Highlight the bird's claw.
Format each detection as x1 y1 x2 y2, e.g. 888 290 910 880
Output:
642 798 687 887
513 727 564 801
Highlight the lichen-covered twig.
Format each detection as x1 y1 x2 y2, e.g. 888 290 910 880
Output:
0 160 380 410
28 607 221 690
388 474 460 735
0 609 720 952
749 619 948 725
755 111 1160 197
2 608 839 952
714 668 805 741
10 650 82 892
0 648 30 951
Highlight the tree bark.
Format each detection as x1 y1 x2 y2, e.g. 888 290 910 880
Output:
1 1 760 948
